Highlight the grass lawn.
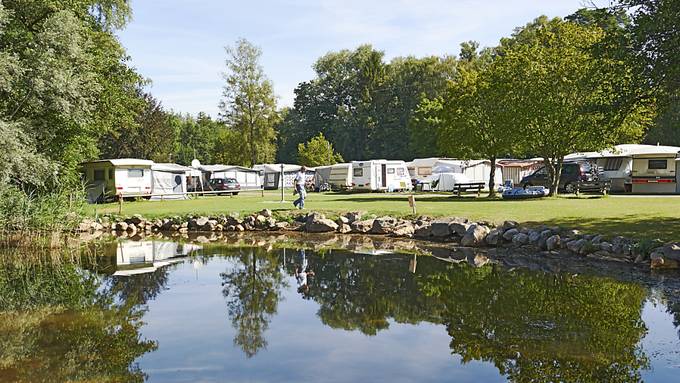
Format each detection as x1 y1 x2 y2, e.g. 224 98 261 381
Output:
88 190 680 241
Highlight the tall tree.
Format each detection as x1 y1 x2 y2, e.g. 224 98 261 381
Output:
492 16 650 195
219 38 278 166
421 43 516 197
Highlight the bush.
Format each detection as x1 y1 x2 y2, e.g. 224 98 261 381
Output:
0 184 86 232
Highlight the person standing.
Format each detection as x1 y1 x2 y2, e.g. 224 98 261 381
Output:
293 166 307 209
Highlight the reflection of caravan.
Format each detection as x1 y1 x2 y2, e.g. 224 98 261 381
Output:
314 163 353 190
114 240 202 276
351 160 412 191
82 159 154 202
566 144 680 193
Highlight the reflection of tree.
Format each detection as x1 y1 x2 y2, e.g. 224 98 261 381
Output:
419 264 650 382
0 262 157 382
106 267 172 306
297 253 441 335
220 248 287 358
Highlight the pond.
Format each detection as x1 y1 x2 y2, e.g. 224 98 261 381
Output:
1 237 679 382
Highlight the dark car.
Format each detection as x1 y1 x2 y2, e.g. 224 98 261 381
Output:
520 161 610 194
208 178 240 195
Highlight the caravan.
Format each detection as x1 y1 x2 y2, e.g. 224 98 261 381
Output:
253 164 315 190
82 159 154 202
351 160 412 191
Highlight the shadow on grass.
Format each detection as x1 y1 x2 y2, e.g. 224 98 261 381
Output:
525 215 680 241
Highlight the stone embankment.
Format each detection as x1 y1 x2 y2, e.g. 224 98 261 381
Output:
79 210 680 270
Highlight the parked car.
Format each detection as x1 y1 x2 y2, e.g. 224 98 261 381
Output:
520 161 610 194
207 178 240 195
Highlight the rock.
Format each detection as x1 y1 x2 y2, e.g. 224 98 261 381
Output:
546 235 561 251
305 214 339 233
259 209 272 218
502 220 519 231
413 223 432 238
343 211 364 224
336 216 349 225
461 224 490 247
391 222 415 237
235 224 245 232
591 235 604 245
196 216 209 227
599 242 613 253
512 233 530 246
351 219 375 234
115 221 128 231
564 229 581 238
472 254 489 268
338 224 352 234
170 224 180 231
485 229 501 246
450 222 471 236
430 220 453 238
540 230 553 240
503 228 519 241
226 225 236 232
256 214 267 225
371 216 398 234
528 230 541 244
567 239 587 254
127 223 137 233
274 222 289 230
650 247 680 269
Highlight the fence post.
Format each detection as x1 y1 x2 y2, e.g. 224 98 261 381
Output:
408 194 417 215
117 193 123 215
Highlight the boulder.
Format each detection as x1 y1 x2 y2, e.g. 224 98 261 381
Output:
235 224 245 232
306 215 339 233
502 220 519 231
413 223 432 238
461 224 490 247
650 246 680 269
391 222 415 237
546 235 561 251
338 224 352 234
511 233 530 246
371 216 398 234
450 222 471 236
564 229 581 238
502 228 519 241
115 221 128 232
485 229 502 246
528 230 541 244
344 211 363 224
336 216 349 225
591 235 604 245
472 254 490 268
259 209 272 218
351 219 375 234
567 239 587 254
599 242 613 253
430 220 453 238
275 222 289 230
195 216 210 228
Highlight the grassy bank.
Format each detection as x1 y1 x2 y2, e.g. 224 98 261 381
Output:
88 190 680 241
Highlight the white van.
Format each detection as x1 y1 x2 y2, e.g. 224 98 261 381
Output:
351 160 412 192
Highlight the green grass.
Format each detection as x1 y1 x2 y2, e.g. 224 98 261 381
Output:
88 190 680 241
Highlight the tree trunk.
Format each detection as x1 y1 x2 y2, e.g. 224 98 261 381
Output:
488 156 497 198
545 156 563 196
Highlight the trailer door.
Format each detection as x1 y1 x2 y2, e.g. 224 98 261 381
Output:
381 164 387 188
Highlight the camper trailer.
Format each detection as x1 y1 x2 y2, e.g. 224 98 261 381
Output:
196 164 262 190
351 160 412 192
150 163 192 200
497 159 542 185
428 159 503 191
566 144 680 193
253 164 315 190
314 163 353 191
82 159 154 202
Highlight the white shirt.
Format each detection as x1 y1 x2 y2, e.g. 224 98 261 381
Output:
294 171 305 188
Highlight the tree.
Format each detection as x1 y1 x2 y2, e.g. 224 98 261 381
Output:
421 43 516 197
297 133 344 167
491 16 650 195
219 39 278 166
173 112 221 166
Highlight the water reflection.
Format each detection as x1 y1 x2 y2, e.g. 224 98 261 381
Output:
220 248 287 358
0 239 679 382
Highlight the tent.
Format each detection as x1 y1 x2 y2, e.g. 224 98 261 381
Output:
253 164 315 190
150 163 191 200
197 164 262 189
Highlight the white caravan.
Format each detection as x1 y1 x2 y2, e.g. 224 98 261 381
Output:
197 164 262 189
351 160 412 192
83 159 154 202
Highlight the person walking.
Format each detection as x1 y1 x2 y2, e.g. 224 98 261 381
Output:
293 166 307 209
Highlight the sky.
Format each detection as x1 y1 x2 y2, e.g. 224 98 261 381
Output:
117 0 606 118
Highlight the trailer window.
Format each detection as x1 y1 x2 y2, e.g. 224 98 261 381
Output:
353 168 363 177
128 169 144 178
604 158 623 171
397 168 405 176
648 159 668 170
387 168 395 174
417 168 431 176
93 169 105 181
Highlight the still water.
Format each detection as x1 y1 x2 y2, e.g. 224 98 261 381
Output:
1 238 679 382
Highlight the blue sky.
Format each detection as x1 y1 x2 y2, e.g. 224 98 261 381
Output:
117 0 606 118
